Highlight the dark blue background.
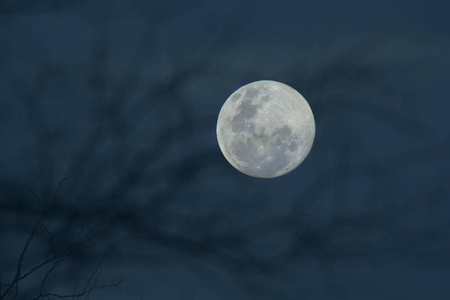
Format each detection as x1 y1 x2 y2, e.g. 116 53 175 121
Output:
1 0 450 299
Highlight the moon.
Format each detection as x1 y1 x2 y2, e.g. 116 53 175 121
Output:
216 80 315 178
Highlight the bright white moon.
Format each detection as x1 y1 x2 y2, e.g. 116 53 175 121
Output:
216 80 315 178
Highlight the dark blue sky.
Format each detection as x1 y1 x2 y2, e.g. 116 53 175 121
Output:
1 0 450 299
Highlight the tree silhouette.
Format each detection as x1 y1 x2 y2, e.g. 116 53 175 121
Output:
0 178 120 300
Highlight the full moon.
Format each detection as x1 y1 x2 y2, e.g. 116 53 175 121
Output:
216 80 315 178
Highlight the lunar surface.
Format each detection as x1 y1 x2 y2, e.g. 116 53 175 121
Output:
216 80 315 178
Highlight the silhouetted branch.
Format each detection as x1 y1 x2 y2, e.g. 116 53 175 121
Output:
0 180 120 300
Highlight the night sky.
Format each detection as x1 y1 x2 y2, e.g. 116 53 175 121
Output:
1 0 450 299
